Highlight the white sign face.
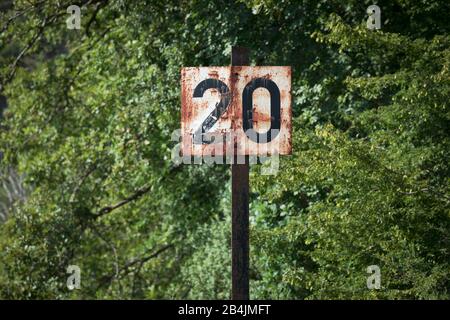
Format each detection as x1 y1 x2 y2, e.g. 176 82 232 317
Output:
181 66 291 157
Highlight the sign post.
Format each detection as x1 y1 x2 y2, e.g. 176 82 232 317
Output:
231 47 250 300
180 48 291 300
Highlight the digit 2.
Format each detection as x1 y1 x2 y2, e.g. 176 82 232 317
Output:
192 79 230 144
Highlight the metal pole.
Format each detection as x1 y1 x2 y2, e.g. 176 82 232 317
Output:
231 46 249 300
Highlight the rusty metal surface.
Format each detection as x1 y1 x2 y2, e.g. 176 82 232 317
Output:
231 46 249 301
181 66 292 156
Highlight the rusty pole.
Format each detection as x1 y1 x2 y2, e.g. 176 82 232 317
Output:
231 46 250 300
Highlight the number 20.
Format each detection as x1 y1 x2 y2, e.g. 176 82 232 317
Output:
193 78 281 144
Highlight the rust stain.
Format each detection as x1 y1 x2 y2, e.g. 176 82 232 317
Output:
208 70 219 78
252 109 272 123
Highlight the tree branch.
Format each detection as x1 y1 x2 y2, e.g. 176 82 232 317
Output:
97 244 173 290
93 165 181 219
85 0 109 36
69 163 98 203
94 183 152 218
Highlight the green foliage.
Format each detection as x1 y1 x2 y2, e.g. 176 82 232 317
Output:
0 0 448 299
168 212 232 299
0 168 27 223
251 9 450 299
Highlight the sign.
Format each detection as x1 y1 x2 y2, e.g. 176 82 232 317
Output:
181 66 291 157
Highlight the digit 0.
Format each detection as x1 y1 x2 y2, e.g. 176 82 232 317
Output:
242 78 281 143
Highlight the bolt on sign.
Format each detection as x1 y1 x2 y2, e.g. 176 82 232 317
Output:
181 66 291 158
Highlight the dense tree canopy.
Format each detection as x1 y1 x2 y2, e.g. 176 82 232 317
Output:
0 0 449 299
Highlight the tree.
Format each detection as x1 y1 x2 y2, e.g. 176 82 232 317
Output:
0 0 448 299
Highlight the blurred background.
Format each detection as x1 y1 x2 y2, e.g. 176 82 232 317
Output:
0 0 449 299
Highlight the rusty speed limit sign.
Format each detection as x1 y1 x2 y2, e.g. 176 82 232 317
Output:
181 66 291 158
